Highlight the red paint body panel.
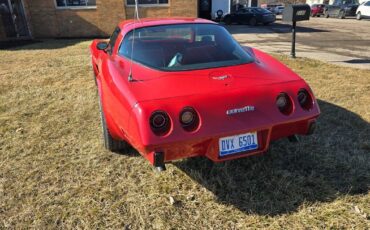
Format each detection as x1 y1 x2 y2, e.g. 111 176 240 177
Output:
311 5 325 16
90 18 320 166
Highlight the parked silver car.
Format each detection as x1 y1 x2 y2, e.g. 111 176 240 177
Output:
274 6 285 15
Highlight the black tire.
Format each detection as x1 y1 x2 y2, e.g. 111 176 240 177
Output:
338 10 345 19
249 17 257 26
357 12 362 20
324 10 329 18
224 16 232 25
98 98 129 152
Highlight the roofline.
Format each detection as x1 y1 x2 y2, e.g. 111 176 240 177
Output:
118 18 217 33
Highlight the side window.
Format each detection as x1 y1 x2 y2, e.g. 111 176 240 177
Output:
108 27 121 55
366 1 370 6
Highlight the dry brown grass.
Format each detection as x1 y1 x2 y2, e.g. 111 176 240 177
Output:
0 40 369 229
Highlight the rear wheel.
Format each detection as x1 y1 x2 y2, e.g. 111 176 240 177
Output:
98 98 129 152
249 17 257 26
357 12 362 20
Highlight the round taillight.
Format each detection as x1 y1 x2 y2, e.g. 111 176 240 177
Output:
276 93 293 115
150 111 171 136
298 89 313 111
179 107 199 132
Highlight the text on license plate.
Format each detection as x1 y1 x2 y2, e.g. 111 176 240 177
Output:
219 132 258 157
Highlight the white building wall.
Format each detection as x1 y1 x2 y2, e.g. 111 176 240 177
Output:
212 0 231 19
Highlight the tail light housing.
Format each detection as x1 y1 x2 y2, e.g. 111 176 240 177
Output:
276 93 293 115
179 107 200 132
297 88 313 111
150 111 171 136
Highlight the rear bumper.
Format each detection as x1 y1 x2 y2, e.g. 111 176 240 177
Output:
142 117 318 165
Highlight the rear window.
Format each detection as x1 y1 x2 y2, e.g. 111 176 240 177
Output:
118 24 254 71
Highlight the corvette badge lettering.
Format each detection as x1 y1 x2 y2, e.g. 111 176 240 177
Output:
212 75 229 80
226 106 255 115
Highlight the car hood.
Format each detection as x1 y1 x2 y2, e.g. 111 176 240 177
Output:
116 48 304 103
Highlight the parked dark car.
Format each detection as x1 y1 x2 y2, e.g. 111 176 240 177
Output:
324 0 359 18
223 7 276 26
311 4 326 17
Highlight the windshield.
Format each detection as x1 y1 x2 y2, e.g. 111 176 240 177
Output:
118 24 254 71
253 8 272 13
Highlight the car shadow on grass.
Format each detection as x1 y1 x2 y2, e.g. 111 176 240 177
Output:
174 100 369 216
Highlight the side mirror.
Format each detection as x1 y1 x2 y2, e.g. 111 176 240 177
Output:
97 42 108 51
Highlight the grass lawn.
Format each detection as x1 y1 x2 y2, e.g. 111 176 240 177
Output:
0 40 369 229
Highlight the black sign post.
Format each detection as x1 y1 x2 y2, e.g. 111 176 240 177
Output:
291 21 296 58
282 4 311 58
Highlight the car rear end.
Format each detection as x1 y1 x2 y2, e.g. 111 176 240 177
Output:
311 4 325 16
129 79 319 165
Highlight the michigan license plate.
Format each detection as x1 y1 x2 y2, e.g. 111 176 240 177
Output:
219 132 258 157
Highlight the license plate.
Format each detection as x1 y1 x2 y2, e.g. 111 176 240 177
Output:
219 132 258 157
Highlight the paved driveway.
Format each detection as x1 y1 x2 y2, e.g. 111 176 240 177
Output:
226 17 370 70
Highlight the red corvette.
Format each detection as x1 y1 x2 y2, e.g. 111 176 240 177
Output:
90 18 320 171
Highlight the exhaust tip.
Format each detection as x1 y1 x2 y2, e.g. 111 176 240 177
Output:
154 152 166 171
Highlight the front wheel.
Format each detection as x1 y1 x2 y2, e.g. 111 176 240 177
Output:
249 17 257 26
98 98 129 152
356 12 362 20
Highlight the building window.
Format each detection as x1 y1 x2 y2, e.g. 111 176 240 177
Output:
55 0 97 8
126 0 169 6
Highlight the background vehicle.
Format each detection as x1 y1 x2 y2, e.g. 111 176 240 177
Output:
356 0 370 19
223 7 276 26
324 0 359 18
261 3 283 12
274 6 285 15
311 4 326 17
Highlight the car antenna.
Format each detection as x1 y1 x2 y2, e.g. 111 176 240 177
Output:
128 0 140 82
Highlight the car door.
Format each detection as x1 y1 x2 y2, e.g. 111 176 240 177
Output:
330 0 341 15
235 8 247 23
251 8 263 21
242 8 254 23
99 27 130 132
365 1 370 16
